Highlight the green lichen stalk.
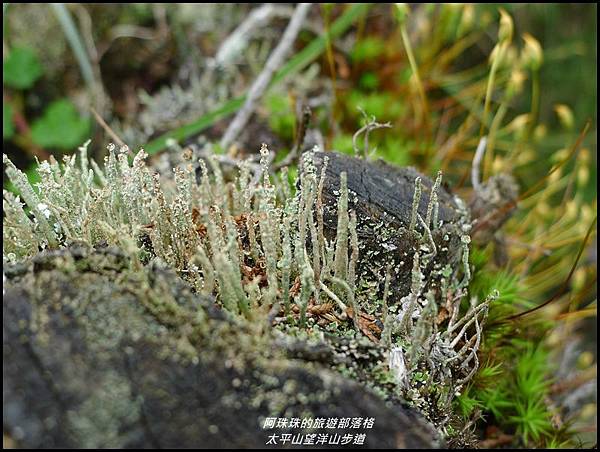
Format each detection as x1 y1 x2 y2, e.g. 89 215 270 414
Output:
3 142 497 441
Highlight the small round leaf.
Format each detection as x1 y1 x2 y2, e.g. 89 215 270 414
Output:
3 47 44 90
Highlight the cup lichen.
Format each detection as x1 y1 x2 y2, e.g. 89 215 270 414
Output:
3 141 496 441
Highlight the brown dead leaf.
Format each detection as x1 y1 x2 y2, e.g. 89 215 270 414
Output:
289 276 301 298
436 306 450 325
346 307 381 343
308 302 334 316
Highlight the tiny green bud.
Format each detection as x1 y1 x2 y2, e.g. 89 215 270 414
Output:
498 8 513 43
521 32 543 70
553 104 574 130
395 3 409 24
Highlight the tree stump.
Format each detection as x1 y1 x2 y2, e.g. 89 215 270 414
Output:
311 151 470 303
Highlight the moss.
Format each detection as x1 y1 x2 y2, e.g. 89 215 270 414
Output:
4 245 442 448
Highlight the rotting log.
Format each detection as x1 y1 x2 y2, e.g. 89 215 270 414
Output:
311 151 470 304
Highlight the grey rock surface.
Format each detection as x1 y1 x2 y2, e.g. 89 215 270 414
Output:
3 245 442 448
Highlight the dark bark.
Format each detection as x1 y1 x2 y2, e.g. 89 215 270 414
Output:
311 151 470 303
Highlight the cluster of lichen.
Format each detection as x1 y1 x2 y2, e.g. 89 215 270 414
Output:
3 140 499 439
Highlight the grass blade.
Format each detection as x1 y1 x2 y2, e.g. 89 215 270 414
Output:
51 4 95 90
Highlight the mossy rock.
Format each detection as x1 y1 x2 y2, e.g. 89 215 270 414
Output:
3 245 442 448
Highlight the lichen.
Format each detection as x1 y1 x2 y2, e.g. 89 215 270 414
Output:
3 140 496 440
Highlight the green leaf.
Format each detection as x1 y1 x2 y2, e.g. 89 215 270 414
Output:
3 46 44 90
30 99 91 150
3 103 15 139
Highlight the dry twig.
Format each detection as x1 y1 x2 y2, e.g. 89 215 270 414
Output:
220 3 312 151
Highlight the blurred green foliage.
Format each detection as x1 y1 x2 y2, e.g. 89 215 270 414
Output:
346 91 406 122
3 46 44 89
266 94 295 142
30 99 91 150
4 103 15 139
350 36 386 62
502 4 597 125
3 41 90 155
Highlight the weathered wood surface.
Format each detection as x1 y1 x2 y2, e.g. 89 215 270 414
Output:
312 151 469 302
312 151 464 228
3 246 442 449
